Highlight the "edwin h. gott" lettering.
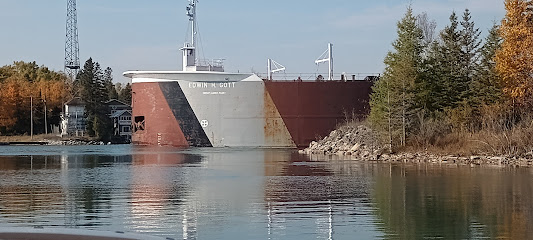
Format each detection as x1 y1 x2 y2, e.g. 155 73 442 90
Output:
188 82 236 88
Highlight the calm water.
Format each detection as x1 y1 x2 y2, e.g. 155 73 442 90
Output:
0 145 532 239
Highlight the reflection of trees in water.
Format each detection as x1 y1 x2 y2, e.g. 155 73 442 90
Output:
0 152 203 232
0 155 63 170
62 155 129 227
264 151 374 202
0 155 64 222
373 164 533 239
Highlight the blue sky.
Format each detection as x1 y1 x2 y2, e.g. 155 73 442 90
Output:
0 0 505 83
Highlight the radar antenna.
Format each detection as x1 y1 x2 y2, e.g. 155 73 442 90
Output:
315 43 333 80
186 0 198 47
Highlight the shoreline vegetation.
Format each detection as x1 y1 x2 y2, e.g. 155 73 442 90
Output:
299 121 533 168
0 59 132 142
0 134 112 145
301 0 533 168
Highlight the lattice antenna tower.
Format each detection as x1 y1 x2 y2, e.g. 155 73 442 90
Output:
65 0 80 81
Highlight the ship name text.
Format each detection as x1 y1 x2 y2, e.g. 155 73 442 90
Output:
188 82 236 89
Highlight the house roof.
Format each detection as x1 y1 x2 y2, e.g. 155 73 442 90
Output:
106 99 130 107
110 110 132 118
65 97 85 106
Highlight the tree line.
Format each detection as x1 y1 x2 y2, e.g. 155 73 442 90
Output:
370 0 533 155
0 59 132 139
75 58 131 141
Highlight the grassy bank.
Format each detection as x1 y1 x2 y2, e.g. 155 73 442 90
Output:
0 134 92 143
302 118 533 167
0 134 59 142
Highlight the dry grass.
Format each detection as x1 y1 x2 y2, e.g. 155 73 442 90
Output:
406 105 533 157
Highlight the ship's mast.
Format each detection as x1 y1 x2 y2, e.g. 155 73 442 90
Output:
180 0 224 72
187 0 197 47
181 0 198 71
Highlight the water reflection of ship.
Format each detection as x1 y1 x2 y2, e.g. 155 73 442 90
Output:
128 149 203 238
263 151 375 239
131 147 203 165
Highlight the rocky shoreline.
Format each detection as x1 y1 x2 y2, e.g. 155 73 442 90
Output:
45 140 112 146
299 124 533 168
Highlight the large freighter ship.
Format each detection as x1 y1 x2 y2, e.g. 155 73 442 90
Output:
124 0 374 148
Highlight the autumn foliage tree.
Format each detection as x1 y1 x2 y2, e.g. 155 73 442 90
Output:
495 0 533 108
0 62 70 135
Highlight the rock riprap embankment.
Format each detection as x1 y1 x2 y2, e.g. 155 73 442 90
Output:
299 124 382 159
299 124 533 167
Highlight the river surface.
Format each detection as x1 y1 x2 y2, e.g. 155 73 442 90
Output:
0 145 532 239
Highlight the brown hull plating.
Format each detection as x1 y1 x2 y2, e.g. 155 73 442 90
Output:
131 82 191 147
264 80 372 147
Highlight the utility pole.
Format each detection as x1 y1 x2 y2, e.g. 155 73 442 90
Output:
65 0 80 82
44 95 48 135
30 96 33 140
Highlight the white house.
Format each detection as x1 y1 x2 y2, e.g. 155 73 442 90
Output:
60 97 86 137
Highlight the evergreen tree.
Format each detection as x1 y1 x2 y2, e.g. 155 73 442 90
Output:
436 12 464 109
418 41 445 113
370 7 424 150
119 83 132 105
414 12 440 114
471 23 503 106
445 9 484 131
78 58 96 112
459 9 482 100
77 58 113 140
423 10 481 117
104 67 118 100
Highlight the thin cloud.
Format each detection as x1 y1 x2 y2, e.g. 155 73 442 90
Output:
331 4 406 29
411 0 505 16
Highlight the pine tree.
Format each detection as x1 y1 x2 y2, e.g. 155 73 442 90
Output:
471 23 503 106
418 41 445 113
460 9 482 100
77 58 113 140
93 62 112 140
495 0 533 107
104 67 118 100
119 83 132 105
443 9 484 131
437 12 464 108
370 7 424 150
414 12 440 114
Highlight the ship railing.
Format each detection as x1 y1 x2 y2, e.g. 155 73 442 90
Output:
197 59 225 68
258 73 381 82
